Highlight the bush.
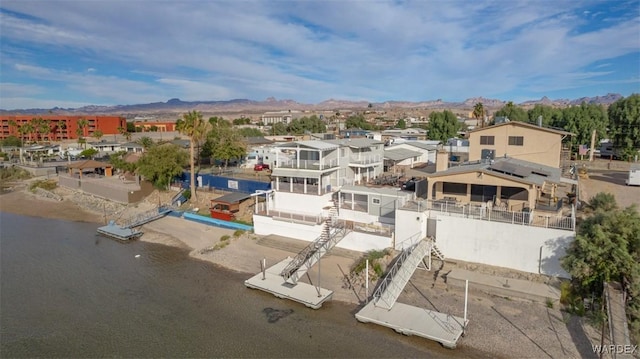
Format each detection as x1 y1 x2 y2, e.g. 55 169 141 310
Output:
0 166 31 181
233 229 245 238
220 235 230 242
28 179 57 192
182 188 191 200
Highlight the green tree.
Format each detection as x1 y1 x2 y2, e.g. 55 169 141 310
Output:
527 104 563 127
271 122 288 135
238 127 264 137
559 103 608 152
109 150 137 174
205 123 246 168
17 123 31 147
57 122 67 141
126 121 136 133
472 102 485 128
345 114 374 130
177 110 211 199
77 118 89 138
1 135 21 147
562 195 640 342
137 136 154 149
7 120 18 139
80 148 98 159
118 126 132 141
92 129 104 142
396 118 407 129
495 101 527 122
608 94 640 160
36 119 51 143
137 144 188 189
232 118 251 125
427 110 460 143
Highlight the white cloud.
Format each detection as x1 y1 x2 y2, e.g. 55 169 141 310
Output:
0 0 638 108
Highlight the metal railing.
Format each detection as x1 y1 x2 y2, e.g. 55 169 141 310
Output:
255 204 323 225
404 199 575 231
349 155 382 165
276 158 339 170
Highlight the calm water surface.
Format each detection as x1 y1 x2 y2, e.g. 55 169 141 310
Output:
0 212 481 358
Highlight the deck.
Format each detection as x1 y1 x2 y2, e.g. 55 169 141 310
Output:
244 257 333 309
356 301 467 349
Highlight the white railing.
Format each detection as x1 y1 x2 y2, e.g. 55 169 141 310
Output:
405 199 575 231
255 204 323 225
277 158 339 170
349 155 382 165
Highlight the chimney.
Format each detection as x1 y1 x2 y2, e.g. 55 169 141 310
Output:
436 150 449 172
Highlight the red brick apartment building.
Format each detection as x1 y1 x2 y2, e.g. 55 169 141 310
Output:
0 115 126 141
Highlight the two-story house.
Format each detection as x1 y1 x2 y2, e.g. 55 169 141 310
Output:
468 121 572 168
270 138 384 196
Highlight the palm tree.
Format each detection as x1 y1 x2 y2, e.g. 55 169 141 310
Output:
37 119 51 143
472 102 485 128
92 129 104 142
58 122 67 141
18 123 31 147
7 120 18 138
77 118 89 138
176 110 211 200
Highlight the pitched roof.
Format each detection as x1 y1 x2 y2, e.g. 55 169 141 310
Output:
468 121 574 136
401 141 438 151
384 148 422 161
67 160 112 169
244 136 274 145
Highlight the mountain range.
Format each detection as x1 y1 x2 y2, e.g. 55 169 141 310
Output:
0 93 625 116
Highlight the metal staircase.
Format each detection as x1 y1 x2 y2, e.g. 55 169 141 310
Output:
280 198 349 285
373 237 439 310
123 205 173 228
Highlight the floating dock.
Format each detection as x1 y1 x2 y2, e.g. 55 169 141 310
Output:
97 220 143 241
244 257 333 309
356 302 466 349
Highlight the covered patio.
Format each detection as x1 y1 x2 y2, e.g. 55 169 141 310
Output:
67 160 114 178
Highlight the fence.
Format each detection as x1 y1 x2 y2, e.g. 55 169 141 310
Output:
277 158 339 170
404 199 575 231
181 172 271 193
255 202 323 225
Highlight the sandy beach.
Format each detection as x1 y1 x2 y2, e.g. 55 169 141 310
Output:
0 184 610 359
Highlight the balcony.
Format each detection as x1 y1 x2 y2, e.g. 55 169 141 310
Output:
277 158 339 171
349 155 382 166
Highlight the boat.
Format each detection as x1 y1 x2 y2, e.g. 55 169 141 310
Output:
97 220 143 241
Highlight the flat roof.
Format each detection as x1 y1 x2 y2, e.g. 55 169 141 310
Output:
340 184 408 197
467 121 574 136
384 148 422 161
324 138 384 148
277 140 339 151
211 192 251 204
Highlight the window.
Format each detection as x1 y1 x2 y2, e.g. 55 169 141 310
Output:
414 156 419 161
481 149 495 160
372 198 380 204
508 136 524 146
442 182 467 195
480 136 494 145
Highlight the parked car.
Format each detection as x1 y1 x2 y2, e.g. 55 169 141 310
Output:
254 163 270 171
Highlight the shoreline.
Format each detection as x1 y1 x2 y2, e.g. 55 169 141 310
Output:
0 187 606 358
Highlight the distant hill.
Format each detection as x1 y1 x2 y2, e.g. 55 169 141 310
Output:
0 93 625 116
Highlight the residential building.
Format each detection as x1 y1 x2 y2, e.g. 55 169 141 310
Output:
132 121 177 132
270 138 384 195
261 110 303 125
381 128 428 141
467 121 572 168
0 115 126 141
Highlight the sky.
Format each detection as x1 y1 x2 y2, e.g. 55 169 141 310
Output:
0 0 639 110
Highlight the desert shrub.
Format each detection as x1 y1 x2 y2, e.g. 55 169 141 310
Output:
233 229 245 238
220 235 231 242
0 166 31 181
28 179 57 191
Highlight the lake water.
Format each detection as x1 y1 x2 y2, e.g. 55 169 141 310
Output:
0 212 481 358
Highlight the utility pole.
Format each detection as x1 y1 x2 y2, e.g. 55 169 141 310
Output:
589 129 596 162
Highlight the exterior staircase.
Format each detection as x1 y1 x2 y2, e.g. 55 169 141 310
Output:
373 238 435 310
280 198 349 285
123 205 173 228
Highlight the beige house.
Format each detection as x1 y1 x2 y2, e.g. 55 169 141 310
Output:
468 122 572 168
426 157 563 212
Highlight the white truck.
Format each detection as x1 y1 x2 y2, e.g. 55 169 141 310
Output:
626 163 640 186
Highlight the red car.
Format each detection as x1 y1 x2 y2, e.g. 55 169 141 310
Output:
254 163 270 171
